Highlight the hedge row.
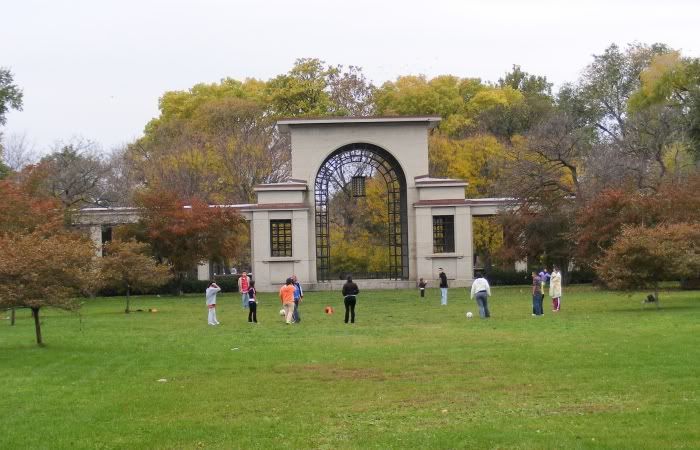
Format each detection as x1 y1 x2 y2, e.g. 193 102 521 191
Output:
95 270 602 296
483 269 596 286
97 275 244 297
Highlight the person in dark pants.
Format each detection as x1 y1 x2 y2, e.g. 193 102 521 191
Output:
418 278 427 298
342 276 360 324
291 274 303 323
247 281 257 323
532 271 543 316
470 272 491 318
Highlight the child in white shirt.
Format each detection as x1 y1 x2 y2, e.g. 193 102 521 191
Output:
206 282 221 325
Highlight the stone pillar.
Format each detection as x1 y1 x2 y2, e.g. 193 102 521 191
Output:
88 225 103 257
251 210 270 290
455 205 473 285
197 262 210 281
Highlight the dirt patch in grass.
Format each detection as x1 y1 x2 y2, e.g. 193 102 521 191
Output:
296 364 388 381
549 402 622 415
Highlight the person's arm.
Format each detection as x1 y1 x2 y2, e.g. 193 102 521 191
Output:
470 282 476 299
486 281 491 297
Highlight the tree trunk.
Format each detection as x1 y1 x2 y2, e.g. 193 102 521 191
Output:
125 286 131 313
32 307 43 346
10 307 16 326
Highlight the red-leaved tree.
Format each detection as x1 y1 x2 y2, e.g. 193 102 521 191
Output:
575 175 700 268
597 223 700 302
130 189 247 293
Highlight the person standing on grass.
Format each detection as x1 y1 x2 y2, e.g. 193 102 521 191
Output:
549 266 562 312
539 268 550 305
291 274 303 323
206 281 221 326
418 278 427 298
439 268 448 305
532 271 543 316
238 272 250 309
342 276 360 324
247 280 258 323
470 272 492 318
279 278 296 325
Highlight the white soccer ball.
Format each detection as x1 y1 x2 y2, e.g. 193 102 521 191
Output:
279 309 285 317
466 311 473 319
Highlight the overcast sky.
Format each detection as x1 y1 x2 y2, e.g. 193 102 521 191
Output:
2 0 699 155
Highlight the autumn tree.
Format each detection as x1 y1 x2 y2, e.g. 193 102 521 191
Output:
567 42 689 189
127 59 374 204
629 52 700 164
0 231 96 345
327 176 392 276
128 88 288 204
597 223 700 302
0 179 64 234
266 58 375 117
574 175 700 268
100 239 172 313
130 189 247 293
472 217 504 271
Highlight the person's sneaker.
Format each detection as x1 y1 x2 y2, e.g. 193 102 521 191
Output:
532 314 536 317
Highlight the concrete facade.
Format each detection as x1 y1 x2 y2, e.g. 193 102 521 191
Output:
75 117 511 292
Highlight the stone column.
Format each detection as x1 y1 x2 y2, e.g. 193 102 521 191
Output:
88 225 103 257
197 262 210 281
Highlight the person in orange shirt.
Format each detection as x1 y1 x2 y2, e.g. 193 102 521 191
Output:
279 277 296 325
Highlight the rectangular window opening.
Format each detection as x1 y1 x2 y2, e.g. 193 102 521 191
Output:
433 215 455 253
270 219 292 257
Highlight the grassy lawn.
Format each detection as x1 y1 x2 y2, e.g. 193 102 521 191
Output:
1 285 698 449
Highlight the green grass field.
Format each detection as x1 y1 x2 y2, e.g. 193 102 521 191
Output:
1 285 698 449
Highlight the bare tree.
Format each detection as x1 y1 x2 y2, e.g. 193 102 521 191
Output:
499 111 590 202
1 132 38 171
40 137 112 208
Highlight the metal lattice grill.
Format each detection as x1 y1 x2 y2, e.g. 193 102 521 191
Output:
314 143 408 281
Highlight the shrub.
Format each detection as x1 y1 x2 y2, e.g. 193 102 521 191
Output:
597 222 700 299
484 270 530 286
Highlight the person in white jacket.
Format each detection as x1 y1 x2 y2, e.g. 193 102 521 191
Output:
549 266 562 312
470 272 492 318
206 281 222 325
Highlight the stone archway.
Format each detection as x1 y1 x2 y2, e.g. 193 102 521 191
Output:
314 143 408 281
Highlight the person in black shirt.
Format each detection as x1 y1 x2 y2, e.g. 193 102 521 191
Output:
342 276 360 324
